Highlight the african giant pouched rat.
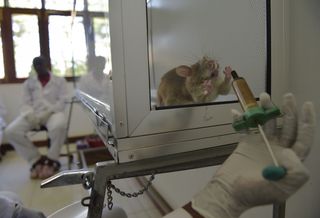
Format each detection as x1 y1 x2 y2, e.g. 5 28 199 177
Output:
157 56 232 106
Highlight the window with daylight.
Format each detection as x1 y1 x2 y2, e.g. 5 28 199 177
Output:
12 14 40 78
0 0 110 83
49 15 87 77
8 0 41 9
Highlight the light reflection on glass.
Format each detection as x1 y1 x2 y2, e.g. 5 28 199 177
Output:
93 17 111 75
49 15 87 77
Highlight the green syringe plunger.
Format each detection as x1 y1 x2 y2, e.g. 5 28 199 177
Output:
231 71 281 131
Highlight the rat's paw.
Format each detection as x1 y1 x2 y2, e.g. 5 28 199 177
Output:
202 80 213 96
223 66 232 81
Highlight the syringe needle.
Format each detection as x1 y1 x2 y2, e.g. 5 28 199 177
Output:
257 124 279 167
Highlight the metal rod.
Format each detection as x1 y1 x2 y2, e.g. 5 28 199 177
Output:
258 124 279 166
273 203 286 218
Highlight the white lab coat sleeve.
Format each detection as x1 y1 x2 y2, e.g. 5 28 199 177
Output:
19 79 37 118
22 80 33 107
51 77 69 112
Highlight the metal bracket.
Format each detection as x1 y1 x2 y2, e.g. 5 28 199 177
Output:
40 169 94 188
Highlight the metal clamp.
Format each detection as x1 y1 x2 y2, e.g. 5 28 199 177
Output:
40 169 94 188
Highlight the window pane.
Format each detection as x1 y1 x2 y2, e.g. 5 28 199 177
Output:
147 0 267 108
12 15 40 78
49 15 87 77
8 0 41 9
45 0 84 11
88 0 108 12
93 17 111 74
0 0 4 7
0 26 4 79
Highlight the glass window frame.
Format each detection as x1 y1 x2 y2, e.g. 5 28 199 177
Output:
0 2 109 84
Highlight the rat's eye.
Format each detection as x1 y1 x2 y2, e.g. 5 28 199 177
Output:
207 61 216 70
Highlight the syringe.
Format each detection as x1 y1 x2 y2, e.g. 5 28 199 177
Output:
231 71 286 181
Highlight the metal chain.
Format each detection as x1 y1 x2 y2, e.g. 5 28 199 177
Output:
106 173 155 210
107 181 113 210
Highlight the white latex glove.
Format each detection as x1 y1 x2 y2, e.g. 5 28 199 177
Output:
190 93 316 218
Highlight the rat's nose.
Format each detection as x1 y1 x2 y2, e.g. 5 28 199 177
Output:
211 69 219 77
207 61 218 70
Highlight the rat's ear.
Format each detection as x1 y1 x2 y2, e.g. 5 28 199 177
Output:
175 65 192 77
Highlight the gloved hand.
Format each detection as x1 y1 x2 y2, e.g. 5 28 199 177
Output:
34 99 54 124
190 93 316 218
20 105 41 129
21 100 54 128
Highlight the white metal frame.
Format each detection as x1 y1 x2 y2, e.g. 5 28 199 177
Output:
82 0 289 163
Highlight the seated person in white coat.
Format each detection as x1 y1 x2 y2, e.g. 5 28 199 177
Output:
5 56 69 180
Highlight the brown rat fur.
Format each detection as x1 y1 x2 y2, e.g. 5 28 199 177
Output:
157 56 232 106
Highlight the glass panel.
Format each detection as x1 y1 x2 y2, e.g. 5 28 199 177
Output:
147 0 268 108
88 0 108 12
76 2 113 106
0 0 4 7
93 17 111 75
0 26 4 79
49 15 87 77
8 0 41 9
45 0 84 11
12 14 40 78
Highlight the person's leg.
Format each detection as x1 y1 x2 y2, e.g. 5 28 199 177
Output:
39 112 67 179
5 116 43 179
5 116 41 164
45 112 67 161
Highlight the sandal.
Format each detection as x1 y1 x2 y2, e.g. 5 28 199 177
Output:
30 156 47 179
38 157 61 180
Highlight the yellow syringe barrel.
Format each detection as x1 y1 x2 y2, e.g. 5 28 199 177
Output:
231 74 258 111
